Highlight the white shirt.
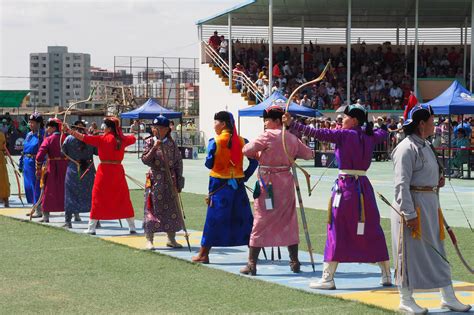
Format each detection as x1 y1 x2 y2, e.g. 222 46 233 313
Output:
219 40 228 54
390 87 403 98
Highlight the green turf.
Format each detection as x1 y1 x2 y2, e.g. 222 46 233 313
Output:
1 189 472 314
131 190 474 283
0 215 393 314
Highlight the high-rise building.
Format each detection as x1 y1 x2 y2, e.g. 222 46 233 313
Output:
29 46 91 108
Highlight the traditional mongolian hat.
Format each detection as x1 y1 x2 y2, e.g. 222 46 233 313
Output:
153 115 170 127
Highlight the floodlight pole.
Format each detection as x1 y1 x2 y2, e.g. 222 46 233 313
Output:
228 13 233 91
269 0 273 94
414 0 419 97
346 0 351 105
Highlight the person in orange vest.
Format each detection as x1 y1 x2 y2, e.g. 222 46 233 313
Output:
192 111 258 264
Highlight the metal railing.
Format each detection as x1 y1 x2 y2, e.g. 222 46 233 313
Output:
202 41 264 104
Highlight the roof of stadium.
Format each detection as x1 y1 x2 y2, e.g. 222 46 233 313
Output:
197 0 472 28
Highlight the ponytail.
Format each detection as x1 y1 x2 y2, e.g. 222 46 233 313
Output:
363 112 372 135
104 119 122 150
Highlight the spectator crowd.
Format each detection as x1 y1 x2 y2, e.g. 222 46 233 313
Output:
209 32 467 111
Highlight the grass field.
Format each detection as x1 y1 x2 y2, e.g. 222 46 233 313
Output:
1 190 472 314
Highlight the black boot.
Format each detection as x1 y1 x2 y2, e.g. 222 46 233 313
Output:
74 213 82 222
62 213 72 228
240 247 261 276
288 244 301 273
39 212 50 223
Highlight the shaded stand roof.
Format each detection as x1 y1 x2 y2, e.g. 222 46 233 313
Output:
197 0 472 29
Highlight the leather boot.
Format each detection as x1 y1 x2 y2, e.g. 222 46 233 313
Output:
166 232 183 248
440 284 471 312
62 213 72 228
399 287 428 314
145 233 154 250
378 260 392 286
39 211 49 223
288 244 301 273
309 262 338 290
84 219 98 235
74 213 82 222
126 217 137 234
240 247 261 276
192 246 211 264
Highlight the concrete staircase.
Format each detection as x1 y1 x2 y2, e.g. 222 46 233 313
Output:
209 64 256 106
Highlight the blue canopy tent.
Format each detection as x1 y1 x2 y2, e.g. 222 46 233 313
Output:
421 80 474 178
238 91 323 117
422 80 474 115
120 98 183 157
120 98 182 119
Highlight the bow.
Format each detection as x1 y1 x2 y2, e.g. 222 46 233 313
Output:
376 192 451 265
442 217 473 274
427 144 473 272
281 60 334 272
309 158 336 194
29 161 47 220
446 179 473 232
4 145 24 206
60 88 96 176
428 144 473 232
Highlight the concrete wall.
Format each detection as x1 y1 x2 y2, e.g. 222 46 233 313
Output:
199 64 263 146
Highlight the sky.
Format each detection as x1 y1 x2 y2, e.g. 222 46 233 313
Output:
0 0 237 89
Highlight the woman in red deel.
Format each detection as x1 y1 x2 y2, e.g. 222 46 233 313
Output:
64 116 137 235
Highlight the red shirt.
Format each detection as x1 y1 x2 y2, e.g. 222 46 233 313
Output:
272 64 281 77
209 35 221 50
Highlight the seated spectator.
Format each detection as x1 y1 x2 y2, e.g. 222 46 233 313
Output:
300 94 312 108
331 92 342 110
449 128 470 177
272 61 281 78
283 60 292 76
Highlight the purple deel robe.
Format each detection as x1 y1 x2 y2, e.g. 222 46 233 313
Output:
36 132 68 212
290 122 389 263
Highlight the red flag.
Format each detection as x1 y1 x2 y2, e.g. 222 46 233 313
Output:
403 93 419 120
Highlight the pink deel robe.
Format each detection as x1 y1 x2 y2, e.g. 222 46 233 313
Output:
243 129 313 247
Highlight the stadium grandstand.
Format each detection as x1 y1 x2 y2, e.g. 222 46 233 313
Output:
196 0 474 143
